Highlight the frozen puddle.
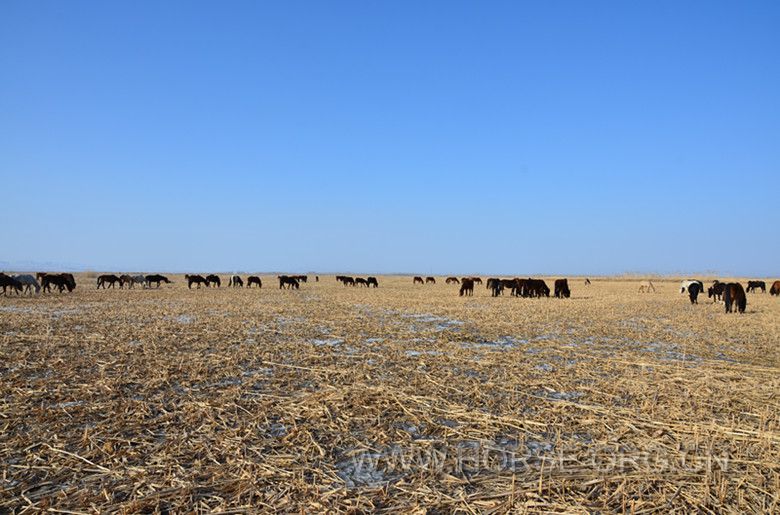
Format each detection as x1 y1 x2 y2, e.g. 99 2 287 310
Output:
311 338 344 347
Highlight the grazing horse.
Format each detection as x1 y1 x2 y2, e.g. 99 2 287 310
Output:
638 280 655 293
228 275 243 287
527 279 550 298
13 274 41 294
119 274 133 288
425 277 436 284
367 277 379 288
145 274 170 288
723 283 747 314
771 281 780 296
746 281 766 293
97 274 121 289
413 276 424 285
206 274 221 288
584 278 591 286
445 277 460 284
708 282 726 302
185 274 208 289
0 273 23 295
459 278 474 296
688 283 701 304
680 280 704 294
247 276 262 288
488 278 504 297
471 277 482 285
342 277 355 286
129 274 147 288
40 273 76 293
278 275 300 289
554 279 571 298
355 278 368 287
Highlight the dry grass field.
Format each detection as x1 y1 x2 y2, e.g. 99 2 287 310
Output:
1 275 779 513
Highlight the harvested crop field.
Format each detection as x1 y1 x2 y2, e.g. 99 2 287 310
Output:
1 275 779 513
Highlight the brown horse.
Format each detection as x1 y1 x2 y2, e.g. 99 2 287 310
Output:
723 283 747 313
425 277 436 284
746 281 766 293
584 278 591 286
445 277 460 284
459 278 474 296
708 281 726 302
771 281 780 296
185 274 208 289
413 276 424 285
206 274 221 287
247 276 262 288
97 274 121 289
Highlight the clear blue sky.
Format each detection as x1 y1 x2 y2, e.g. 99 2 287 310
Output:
2 1 778 275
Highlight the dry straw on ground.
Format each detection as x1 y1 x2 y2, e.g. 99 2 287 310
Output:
1 275 779 513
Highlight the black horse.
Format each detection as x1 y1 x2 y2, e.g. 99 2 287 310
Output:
746 281 766 293
278 275 300 289
40 273 76 293
0 273 23 295
367 277 379 288
355 278 368 287
185 274 209 289
145 274 171 288
97 274 121 289
459 278 474 296
206 274 221 287
247 276 262 288
554 279 571 298
688 282 701 304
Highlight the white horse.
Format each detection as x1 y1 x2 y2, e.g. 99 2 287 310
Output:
638 280 655 293
13 274 41 294
680 280 704 294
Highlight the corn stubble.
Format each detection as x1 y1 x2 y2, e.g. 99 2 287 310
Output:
1 276 778 513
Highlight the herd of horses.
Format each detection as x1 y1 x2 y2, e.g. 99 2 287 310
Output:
673 279 772 314
336 276 379 287
1 273 778 315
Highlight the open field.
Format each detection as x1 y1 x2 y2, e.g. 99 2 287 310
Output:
1 275 779 513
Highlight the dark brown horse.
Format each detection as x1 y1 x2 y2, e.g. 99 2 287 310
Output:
206 274 221 287
185 274 208 289
229 275 243 287
413 276 424 285
425 277 436 284
771 281 780 296
367 277 379 288
584 278 591 286
459 278 474 296
445 277 460 284
97 274 121 289
355 278 368 287
723 283 747 313
746 281 766 293
554 279 571 298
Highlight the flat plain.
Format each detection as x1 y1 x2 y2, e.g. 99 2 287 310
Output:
1 275 779 513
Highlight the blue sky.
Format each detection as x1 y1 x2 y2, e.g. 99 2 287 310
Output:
1 1 778 275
